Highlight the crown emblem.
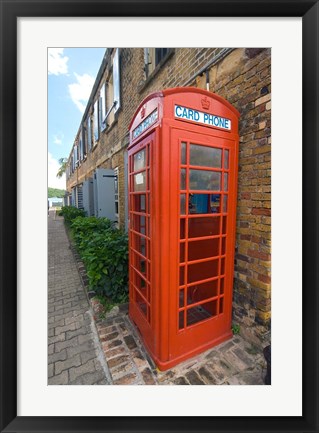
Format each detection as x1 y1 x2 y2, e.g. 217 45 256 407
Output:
201 97 210 110
141 105 146 119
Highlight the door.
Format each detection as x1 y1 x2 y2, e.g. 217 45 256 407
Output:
128 132 154 346
169 128 237 360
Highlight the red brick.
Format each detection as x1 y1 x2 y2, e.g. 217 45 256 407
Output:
252 208 271 216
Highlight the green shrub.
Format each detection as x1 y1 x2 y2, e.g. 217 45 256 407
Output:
70 216 128 303
60 206 86 226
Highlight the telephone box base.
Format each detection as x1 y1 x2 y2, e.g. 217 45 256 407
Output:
133 324 233 371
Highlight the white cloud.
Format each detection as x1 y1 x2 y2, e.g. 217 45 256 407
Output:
48 153 66 190
48 48 69 75
53 133 64 146
68 73 94 113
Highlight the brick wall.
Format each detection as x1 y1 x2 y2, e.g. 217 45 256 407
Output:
66 48 271 344
197 48 271 344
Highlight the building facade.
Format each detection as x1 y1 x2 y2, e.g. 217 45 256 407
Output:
66 47 271 346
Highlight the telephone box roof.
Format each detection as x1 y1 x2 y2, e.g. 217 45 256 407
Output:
129 87 240 130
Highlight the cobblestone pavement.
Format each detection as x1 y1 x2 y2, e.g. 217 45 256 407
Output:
90 303 267 385
48 210 111 385
50 210 268 386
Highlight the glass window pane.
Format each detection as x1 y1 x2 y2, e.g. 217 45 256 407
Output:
224 149 229 169
189 194 221 214
221 236 226 255
179 266 185 285
180 169 186 190
190 144 222 168
223 173 228 191
180 219 186 239
188 216 220 238
134 171 146 192
187 279 218 305
133 214 146 233
223 195 228 213
186 300 218 326
219 297 224 314
181 142 187 164
180 242 185 263
133 194 146 212
179 290 185 308
189 169 221 191
133 234 146 256
179 311 185 329
188 238 220 261
135 291 147 317
221 258 225 275
188 259 219 283
220 278 225 294
180 194 186 215
222 216 227 234
134 149 146 171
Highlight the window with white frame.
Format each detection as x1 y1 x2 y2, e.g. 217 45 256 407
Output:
87 113 92 152
144 48 170 78
81 124 87 159
99 83 107 132
93 100 99 144
104 48 121 128
79 134 83 162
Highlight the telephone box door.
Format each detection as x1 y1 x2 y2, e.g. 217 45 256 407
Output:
168 127 237 360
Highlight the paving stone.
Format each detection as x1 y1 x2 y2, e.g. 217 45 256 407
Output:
173 376 189 385
55 336 79 353
55 354 82 375
101 331 119 341
185 371 205 385
206 363 227 384
69 370 106 385
104 346 127 359
101 339 123 351
48 363 54 378
55 322 77 336
219 340 235 352
65 325 90 340
48 333 66 345
130 349 149 370
141 367 156 385
69 359 96 382
48 349 67 364
81 350 99 364
111 361 135 378
48 370 68 385
108 355 130 369
124 335 137 350
48 318 65 329
232 347 254 367
48 344 55 355
64 314 84 325
48 328 55 337
78 333 93 345
223 351 250 372
67 340 95 358
232 371 265 385
198 366 217 384
113 372 138 385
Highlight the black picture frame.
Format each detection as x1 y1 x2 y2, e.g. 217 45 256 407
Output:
0 1 318 432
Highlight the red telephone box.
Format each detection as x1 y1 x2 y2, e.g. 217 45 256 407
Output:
128 87 239 370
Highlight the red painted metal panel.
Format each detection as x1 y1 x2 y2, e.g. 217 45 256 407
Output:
128 87 239 370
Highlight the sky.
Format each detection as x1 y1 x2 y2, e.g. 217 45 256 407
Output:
48 48 106 190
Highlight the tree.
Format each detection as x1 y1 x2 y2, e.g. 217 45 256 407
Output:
56 157 68 178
